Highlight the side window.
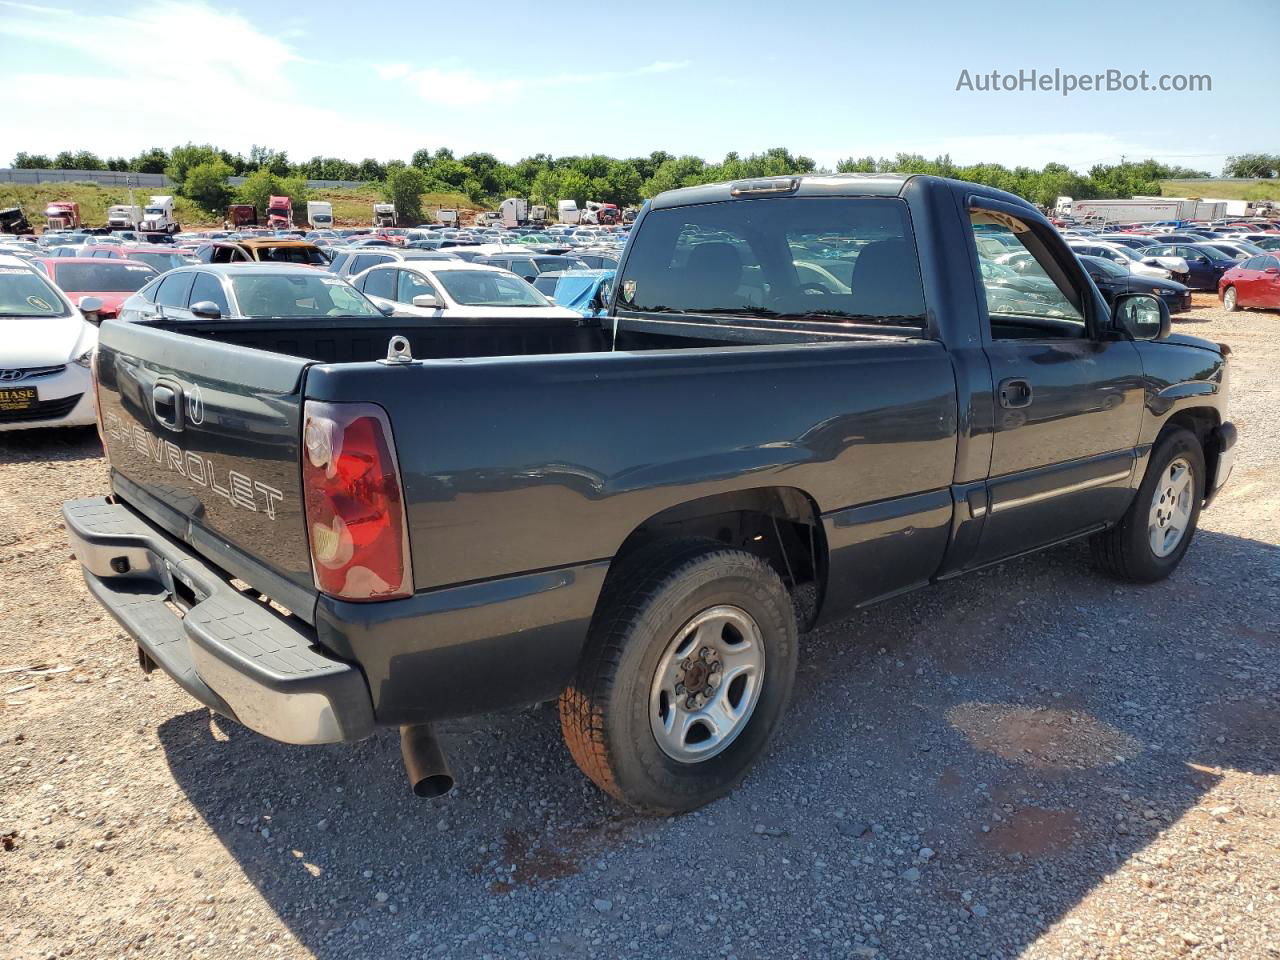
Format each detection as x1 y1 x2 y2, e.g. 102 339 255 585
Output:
362 267 396 300
397 269 438 303
1241 256 1263 270
328 252 349 274
1263 256 1280 271
350 254 387 274
188 272 230 314
508 259 535 276
154 272 196 309
970 210 1084 339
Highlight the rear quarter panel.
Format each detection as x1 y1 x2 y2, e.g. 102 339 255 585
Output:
303 340 960 591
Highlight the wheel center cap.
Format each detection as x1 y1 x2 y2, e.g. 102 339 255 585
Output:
684 661 710 693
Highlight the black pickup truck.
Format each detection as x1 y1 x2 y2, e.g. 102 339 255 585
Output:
65 174 1236 813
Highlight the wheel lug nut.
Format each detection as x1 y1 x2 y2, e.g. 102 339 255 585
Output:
700 647 711 658
685 697 696 709
675 683 685 694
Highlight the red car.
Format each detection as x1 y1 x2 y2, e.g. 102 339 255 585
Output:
32 257 158 318
1219 252 1280 311
70 244 196 273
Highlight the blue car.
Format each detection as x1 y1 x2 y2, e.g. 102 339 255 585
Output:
1142 242 1238 291
532 268 615 317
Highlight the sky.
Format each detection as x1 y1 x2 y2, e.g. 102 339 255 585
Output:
1 0 1276 175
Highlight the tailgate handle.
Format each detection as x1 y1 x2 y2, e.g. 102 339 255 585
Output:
152 382 183 432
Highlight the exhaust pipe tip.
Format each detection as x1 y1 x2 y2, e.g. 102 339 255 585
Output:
400 723 455 799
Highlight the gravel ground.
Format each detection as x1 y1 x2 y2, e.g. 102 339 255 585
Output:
1 297 1277 960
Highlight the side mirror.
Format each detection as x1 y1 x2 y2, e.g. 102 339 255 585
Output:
411 293 439 308
189 300 222 320
78 296 104 324
1265 267 1280 276
1140 257 1160 266
1114 293 1170 341
378 303 397 316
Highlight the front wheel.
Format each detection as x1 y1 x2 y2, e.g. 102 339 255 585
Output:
1223 285 1239 311
1090 428 1204 582
559 539 797 813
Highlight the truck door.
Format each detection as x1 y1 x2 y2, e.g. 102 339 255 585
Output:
966 198 1144 565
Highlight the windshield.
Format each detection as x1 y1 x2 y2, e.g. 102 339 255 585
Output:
616 197 927 325
432 270 551 307
255 245 328 265
53 262 155 292
144 207 164 216
230 273 382 318
0 265 71 317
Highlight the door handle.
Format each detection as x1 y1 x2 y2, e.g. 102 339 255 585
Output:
998 378 1034 409
151 381 183 431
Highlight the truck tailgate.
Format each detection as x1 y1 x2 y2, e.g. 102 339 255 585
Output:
94 319 316 619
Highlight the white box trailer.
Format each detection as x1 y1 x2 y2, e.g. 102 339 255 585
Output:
1070 199 1185 225
1192 200 1227 220
499 197 528 228
306 201 333 229
1131 196 1202 220
557 199 580 224
107 204 142 230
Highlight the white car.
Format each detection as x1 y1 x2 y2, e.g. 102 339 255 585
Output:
1066 241 1187 281
350 261 582 320
0 254 98 431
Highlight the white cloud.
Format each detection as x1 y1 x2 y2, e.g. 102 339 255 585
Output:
638 60 691 74
388 58 693 106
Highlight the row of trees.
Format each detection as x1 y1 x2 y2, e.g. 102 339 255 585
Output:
12 142 1246 217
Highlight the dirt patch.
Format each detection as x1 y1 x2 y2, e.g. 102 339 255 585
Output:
947 702 1143 769
980 805 1081 858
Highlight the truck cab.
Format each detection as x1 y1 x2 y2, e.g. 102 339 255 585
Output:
44 202 81 231
373 203 396 228
139 196 177 234
267 196 294 230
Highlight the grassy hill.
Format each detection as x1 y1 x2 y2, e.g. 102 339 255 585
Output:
0 181 482 229
1159 179 1280 201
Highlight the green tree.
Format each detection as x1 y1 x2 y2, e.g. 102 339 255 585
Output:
13 152 52 168
248 145 291 176
1223 153 1279 179
182 159 233 213
166 143 221 188
129 147 169 173
382 166 428 224
236 167 281 217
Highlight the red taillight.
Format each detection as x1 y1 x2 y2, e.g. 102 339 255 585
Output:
302 400 412 601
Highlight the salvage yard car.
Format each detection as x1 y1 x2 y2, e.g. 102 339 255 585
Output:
118 264 387 323
0 254 99 431
351 260 582 319
64 174 1236 814
1219 253 1280 311
32 257 158 318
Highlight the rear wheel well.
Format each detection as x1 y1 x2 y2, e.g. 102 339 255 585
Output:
611 488 825 622
1160 408 1220 491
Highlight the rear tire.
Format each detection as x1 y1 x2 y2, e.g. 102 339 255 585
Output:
1223 285 1238 311
559 538 797 813
1090 428 1204 582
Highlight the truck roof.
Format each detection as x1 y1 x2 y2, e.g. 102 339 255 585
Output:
649 173 912 210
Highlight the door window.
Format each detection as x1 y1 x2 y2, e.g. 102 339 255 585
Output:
188 272 230 314
970 212 1084 338
154 271 196 309
351 254 391 274
362 267 396 300
396 269 438 304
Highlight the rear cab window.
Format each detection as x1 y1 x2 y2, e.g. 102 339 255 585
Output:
616 197 927 326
